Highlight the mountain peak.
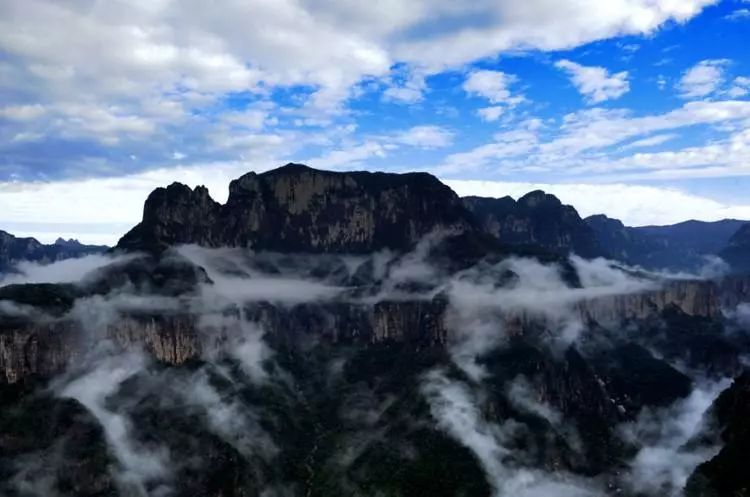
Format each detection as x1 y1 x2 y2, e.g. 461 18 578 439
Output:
119 163 473 253
462 192 603 258
518 190 562 208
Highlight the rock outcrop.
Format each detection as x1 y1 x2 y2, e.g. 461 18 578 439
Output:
463 192 604 258
118 163 475 253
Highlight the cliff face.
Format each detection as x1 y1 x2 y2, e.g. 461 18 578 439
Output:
117 164 474 253
0 231 108 273
463 192 604 258
576 278 720 323
0 278 726 385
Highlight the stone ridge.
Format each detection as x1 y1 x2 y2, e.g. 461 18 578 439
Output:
463 193 605 258
117 163 475 253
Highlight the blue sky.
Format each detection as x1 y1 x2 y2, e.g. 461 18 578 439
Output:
1 0 750 244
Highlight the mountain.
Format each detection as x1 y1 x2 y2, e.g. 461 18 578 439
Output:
634 219 746 255
463 192 605 258
2 164 750 497
118 163 475 253
0 230 108 273
585 215 748 271
719 223 750 273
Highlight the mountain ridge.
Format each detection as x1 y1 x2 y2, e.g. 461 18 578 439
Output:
0 229 108 273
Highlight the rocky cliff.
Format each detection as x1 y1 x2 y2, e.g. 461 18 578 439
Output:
463 192 604 258
0 275 730 385
117 163 475 253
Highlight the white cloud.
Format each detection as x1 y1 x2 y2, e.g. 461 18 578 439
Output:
677 59 728 98
463 70 520 104
727 76 750 98
445 179 750 226
394 125 454 148
555 59 630 103
382 69 427 103
0 104 46 121
0 253 141 286
393 0 717 70
0 0 722 183
477 106 506 122
0 161 266 245
4 159 750 247
620 133 677 150
0 0 712 134
438 100 750 180
724 8 750 20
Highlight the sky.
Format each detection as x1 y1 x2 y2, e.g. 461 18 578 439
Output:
1 0 750 245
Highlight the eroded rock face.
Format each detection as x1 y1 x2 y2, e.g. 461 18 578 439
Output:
0 278 727 385
463 192 604 258
577 279 721 324
117 164 475 254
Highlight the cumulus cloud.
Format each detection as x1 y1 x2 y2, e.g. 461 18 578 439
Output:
727 76 750 97
0 0 715 179
555 60 630 103
477 106 506 122
463 70 521 104
677 59 729 99
393 125 454 149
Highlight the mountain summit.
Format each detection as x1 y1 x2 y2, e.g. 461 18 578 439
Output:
117 163 474 253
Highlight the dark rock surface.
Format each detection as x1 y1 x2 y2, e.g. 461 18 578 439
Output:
118 163 475 253
463 192 604 258
587 215 749 272
687 371 750 497
720 223 750 273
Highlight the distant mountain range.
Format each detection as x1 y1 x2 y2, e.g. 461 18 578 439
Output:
111 163 750 274
0 230 108 273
